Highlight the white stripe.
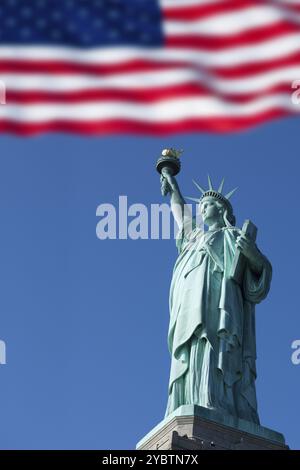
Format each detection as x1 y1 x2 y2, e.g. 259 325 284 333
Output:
165 6 300 36
0 94 298 122
278 0 300 4
160 0 226 8
0 34 299 67
161 0 300 6
2 66 300 93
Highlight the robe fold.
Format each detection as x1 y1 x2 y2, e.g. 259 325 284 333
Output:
165 220 272 423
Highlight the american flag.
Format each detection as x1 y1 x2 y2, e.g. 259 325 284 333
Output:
0 0 299 135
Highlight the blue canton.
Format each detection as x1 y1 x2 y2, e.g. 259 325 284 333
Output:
0 0 164 47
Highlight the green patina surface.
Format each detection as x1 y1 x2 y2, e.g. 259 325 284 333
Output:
157 154 274 429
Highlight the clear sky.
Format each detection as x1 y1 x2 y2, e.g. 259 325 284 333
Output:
0 116 299 450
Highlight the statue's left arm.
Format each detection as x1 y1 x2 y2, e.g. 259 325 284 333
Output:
236 232 272 303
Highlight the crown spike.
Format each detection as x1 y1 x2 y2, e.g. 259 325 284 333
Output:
225 187 238 200
207 175 213 190
185 196 200 203
218 178 225 193
192 179 205 194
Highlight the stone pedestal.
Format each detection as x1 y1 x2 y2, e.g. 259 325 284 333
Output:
136 405 288 450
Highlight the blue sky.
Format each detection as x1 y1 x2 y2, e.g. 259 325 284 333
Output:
0 116 299 449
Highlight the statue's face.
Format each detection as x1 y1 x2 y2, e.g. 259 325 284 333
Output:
199 197 224 226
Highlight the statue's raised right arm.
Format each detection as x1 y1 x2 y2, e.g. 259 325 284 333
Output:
160 168 192 230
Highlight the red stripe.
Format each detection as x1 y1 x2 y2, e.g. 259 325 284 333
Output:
166 21 300 49
0 59 183 75
163 0 300 21
0 50 300 77
0 110 297 135
211 51 300 77
164 0 254 21
0 52 299 84
5 84 294 104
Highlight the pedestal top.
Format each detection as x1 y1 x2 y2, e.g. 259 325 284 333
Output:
137 405 286 450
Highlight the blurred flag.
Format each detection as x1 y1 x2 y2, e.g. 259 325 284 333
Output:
0 0 299 135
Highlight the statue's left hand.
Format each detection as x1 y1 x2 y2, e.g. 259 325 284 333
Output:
236 233 263 274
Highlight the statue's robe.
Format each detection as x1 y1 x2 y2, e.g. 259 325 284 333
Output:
166 221 272 423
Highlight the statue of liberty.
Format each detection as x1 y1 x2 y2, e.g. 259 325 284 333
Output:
158 149 272 425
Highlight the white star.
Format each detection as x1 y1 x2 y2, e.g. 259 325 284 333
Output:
93 18 103 28
36 18 47 29
51 29 61 40
108 29 119 39
78 8 89 18
66 0 75 8
141 33 151 42
37 0 47 7
20 27 31 38
21 7 32 19
67 23 76 33
82 33 92 43
125 22 135 32
108 10 120 20
52 11 62 21
140 14 150 23
6 17 16 28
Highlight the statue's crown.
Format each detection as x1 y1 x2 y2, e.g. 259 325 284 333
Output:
185 176 237 212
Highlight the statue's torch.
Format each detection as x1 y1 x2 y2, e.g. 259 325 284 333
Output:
156 148 182 196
